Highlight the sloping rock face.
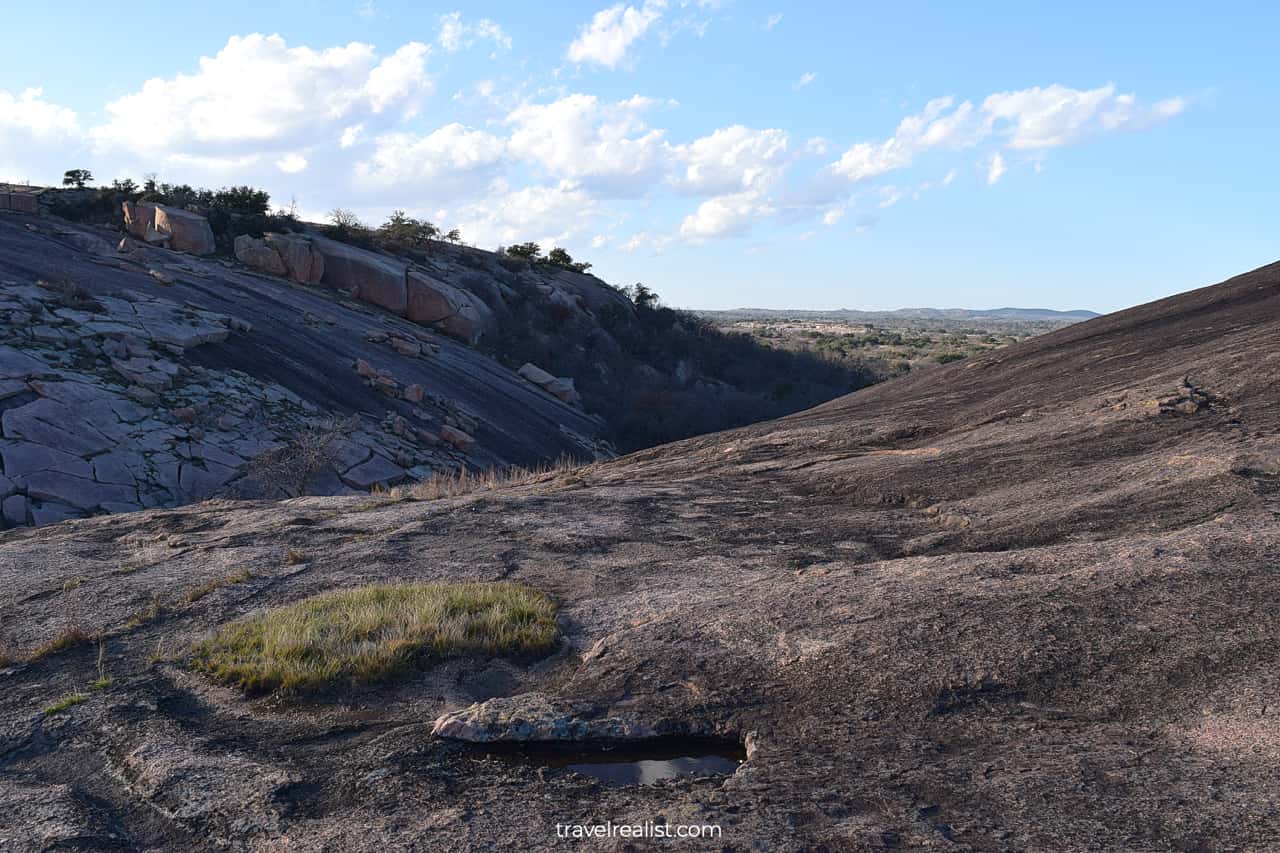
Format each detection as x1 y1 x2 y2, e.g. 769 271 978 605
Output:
122 202 215 255
1 261 1279 849
0 217 611 528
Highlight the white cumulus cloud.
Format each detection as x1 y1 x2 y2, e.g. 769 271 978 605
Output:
356 123 506 193
567 1 666 68
506 93 667 195
670 125 790 195
679 190 774 242
984 83 1186 149
90 34 432 159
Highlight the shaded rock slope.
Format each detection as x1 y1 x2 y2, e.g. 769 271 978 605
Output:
0 203 867 528
0 213 615 528
2 252 1280 849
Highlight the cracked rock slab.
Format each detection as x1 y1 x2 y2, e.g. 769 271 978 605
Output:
431 692 682 743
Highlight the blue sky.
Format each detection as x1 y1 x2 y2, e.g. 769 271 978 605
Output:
2 1 1277 312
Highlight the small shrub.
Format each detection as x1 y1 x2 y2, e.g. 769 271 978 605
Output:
192 582 559 695
45 693 88 715
284 549 307 566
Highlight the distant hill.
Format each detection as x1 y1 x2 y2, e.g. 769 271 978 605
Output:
703 306 1101 322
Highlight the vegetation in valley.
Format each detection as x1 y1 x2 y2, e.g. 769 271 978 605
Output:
698 309 1088 377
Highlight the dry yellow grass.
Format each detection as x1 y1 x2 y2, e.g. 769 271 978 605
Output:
192 582 559 695
380 456 591 501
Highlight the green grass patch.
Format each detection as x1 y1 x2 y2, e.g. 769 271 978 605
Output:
44 693 88 715
192 582 559 695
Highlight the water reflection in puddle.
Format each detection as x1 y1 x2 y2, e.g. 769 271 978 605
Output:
490 737 746 787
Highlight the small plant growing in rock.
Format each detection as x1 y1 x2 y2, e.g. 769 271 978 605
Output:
92 642 112 690
284 549 307 565
192 582 559 695
45 693 88 715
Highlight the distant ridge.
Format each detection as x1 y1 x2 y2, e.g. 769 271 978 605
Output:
708 306 1101 321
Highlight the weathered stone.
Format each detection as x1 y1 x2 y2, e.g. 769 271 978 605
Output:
264 233 325 284
92 450 142 485
0 378 29 399
126 385 160 405
179 460 237 500
403 384 424 403
23 471 136 510
148 269 175 286
153 205 216 255
390 337 421 357
0 345 50 379
1 441 93 479
2 400 115 456
234 235 288 276
339 454 405 490
544 377 580 404
406 270 492 344
122 200 156 237
432 693 666 743
1 493 26 526
111 357 177 391
312 236 407 315
440 424 475 451
29 501 82 526
325 438 371 472
518 362 557 387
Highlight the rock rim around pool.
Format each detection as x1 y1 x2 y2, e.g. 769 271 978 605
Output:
432 692 706 743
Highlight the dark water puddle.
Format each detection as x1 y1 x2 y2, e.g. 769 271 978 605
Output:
487 736 746 786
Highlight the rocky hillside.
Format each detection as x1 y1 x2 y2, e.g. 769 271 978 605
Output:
0 198 865 528
1 256 1278 848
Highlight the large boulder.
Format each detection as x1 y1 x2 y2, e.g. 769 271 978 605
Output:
233 235 287 276
406 269 493 345
311 236 407 315
265 233 324 284
122 202 215 255
154 206 216 255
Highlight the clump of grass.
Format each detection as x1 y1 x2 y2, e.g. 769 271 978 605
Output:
128 569 255 627
111 565 142 576
44 693 88 715
62 577 85 592
29 626 96 660
192 582 559 696
382 456 591 501
126 597 168 629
